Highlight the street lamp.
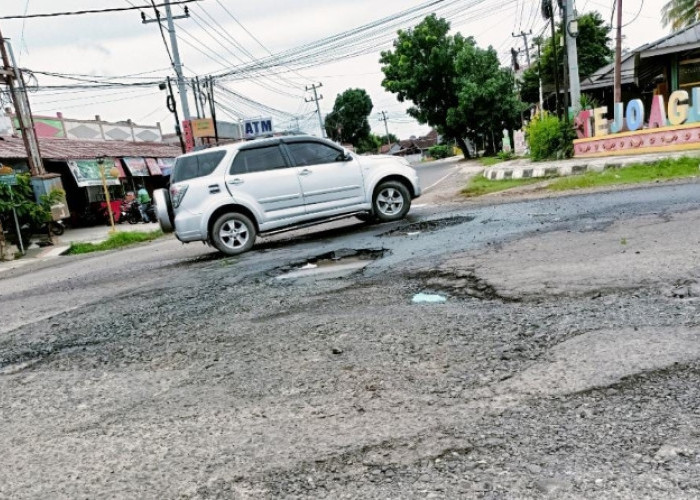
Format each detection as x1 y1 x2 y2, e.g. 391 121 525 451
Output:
97 155 119 233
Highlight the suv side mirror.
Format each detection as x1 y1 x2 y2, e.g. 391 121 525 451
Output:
340 150 353 162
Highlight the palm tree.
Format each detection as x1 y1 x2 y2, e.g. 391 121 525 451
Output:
662 0 700 31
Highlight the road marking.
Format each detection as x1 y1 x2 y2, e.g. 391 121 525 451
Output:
423 167 459 193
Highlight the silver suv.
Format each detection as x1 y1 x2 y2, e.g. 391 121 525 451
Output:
154 135 421 255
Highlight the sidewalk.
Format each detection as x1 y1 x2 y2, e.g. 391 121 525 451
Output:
482 150 700 180
0 221 160 273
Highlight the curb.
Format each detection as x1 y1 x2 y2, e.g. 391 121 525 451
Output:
482 151 700 181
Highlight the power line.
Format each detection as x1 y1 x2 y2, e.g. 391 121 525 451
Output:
0 0 200 19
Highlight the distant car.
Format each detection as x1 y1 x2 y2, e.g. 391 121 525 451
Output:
154 135 422 255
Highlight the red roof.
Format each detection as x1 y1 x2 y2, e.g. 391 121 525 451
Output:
0 136 181 160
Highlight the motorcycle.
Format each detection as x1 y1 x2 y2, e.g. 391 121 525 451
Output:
126 201 157 224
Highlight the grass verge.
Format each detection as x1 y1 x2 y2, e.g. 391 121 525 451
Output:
478 156 503 167
547 157 699 191
463 157 700 198
67 230 163 255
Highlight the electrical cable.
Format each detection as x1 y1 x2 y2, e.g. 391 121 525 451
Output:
0 0 200 19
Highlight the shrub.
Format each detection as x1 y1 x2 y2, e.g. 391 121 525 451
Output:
428 144 452 159
526 112 574 161
497 150 514 161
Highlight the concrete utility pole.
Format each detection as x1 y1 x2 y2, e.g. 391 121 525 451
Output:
0 30 44 176
512 30 532 67
614 0 623 103
563 0 581 112
305 83 325 138
378 111 391 145
143 0 191 120
533 37 545 112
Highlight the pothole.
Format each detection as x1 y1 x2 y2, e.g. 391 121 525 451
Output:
409 268 519 302
272 248 388 281
379 216 475 237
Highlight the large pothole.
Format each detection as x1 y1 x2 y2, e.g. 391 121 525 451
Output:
379 215 475 237
409 268 519 302
271 248 388 282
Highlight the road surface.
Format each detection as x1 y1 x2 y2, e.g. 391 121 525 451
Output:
1 180 699 499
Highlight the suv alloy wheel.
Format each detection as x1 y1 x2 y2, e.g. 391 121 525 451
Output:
211 212 257 255
372 181 411 222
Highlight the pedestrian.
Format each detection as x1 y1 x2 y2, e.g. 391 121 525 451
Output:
137 185 151 223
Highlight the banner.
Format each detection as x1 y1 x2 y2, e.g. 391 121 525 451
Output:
122 157 149 177
157 158 175 176
67 159 120 187
191 118 215 138
145 158 162 176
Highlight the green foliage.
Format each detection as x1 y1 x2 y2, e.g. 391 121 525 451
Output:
380 14 524 159
428 144 452 159
324 88 374 147
497 150 515 161
356 134 382 154
526 113 574 161
662 0 700 30
0 173 64 226
381 133 398 144
578 93 600 111
462 176 543 197
547 157 700 191
520 12 613 105
67 230 163 254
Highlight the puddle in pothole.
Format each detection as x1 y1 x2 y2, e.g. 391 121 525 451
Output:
272 248 388 281
379 215 475 237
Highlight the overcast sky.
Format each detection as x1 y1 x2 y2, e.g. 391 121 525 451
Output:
1 0 669 140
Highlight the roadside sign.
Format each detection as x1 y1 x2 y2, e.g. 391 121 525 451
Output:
0 174 17 186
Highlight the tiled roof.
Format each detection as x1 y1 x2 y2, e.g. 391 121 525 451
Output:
0 136 181 160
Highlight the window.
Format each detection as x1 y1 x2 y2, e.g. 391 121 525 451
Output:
171 151 226 183
286 142 343 167
230 146 287 174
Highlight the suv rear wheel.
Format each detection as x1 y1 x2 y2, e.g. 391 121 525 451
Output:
211 212 256 255
373 181 411 222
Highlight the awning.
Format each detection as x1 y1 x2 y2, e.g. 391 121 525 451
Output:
67 159 120 188
145 158 162 175
157 157 175 176
122 157 149 177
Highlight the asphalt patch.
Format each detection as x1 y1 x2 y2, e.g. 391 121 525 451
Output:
379 216 475 237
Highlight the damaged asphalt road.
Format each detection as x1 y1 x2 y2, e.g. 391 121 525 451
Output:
1 181 700 499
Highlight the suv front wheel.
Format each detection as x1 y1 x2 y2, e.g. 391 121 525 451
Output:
211 212 256 255
373 181 411 222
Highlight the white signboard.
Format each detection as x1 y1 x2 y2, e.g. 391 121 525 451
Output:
514 130 527 156
243 117 273 139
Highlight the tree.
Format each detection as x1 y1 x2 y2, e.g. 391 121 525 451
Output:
380 14 524 158
455 42 525 154
520 12 613 106
324 88 373 147
662 0 700 31
380 15 472 157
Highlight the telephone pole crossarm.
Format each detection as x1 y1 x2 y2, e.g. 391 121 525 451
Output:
305 83 325 138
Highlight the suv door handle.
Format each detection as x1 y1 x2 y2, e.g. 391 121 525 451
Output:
299 169 312 176
228 178 244 185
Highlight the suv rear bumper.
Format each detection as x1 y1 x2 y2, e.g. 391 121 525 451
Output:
174 209 207 242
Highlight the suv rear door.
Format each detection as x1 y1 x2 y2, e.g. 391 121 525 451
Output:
225 144 305 222
283 140 365 214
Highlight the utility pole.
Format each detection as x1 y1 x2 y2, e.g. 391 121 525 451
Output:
614 0 623 103
305 83 325 138
0 30 44 176
142 0 191 120
378 111 391 145
561 6 570 123
512 30 532 67
533 37 545 112
206 76 219 145
563 0 581 112
541 0 561 118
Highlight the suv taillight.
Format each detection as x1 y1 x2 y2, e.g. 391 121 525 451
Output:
170 184 189 209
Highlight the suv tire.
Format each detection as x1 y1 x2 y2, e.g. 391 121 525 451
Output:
211 212 256 256
372 181 411 222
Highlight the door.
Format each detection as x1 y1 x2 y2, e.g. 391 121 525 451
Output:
284 140 365 213
224 144 305 222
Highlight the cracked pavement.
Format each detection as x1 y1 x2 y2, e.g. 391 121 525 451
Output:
1 180 700 499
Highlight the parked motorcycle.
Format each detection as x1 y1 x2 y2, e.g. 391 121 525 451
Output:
126 201 156 224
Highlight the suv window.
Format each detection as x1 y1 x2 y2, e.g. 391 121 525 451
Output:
230 145 287 174
286 142 343 167
171 151 226 183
